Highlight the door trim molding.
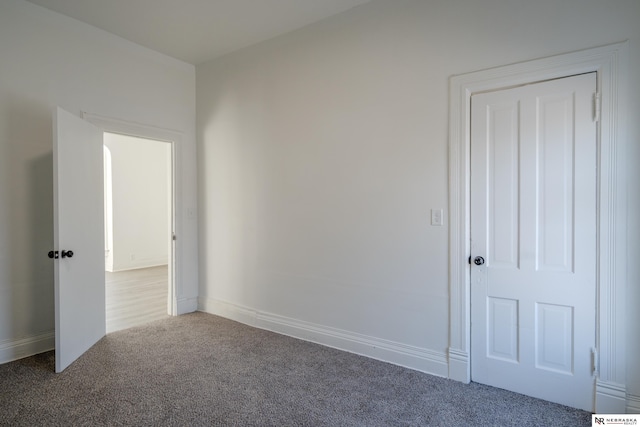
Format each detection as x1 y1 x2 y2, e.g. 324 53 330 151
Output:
447 42 629 412
82 112 183 317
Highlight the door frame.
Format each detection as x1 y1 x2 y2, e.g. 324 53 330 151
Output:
82 112 183 316
447 41 629 413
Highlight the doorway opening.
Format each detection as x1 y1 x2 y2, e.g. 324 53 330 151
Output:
102 132 174 333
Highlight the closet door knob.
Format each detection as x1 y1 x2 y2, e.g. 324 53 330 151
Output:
61 250 74 259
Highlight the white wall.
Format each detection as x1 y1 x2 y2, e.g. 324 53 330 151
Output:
0 0 198 363
104 133 171 272
196 0 640 408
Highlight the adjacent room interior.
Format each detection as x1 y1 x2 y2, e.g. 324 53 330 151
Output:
103 132 173 333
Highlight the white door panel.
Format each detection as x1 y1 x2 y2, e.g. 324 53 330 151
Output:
53 107 105 373
470 73 596 411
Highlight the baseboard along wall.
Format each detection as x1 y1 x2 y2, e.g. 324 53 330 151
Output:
627 394 640 414
198 297 449 379
0 332 54 365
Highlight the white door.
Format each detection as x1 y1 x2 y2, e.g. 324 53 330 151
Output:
470 73 597 411
53 107 106 373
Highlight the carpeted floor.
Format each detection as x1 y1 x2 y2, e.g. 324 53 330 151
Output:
0 312 591 426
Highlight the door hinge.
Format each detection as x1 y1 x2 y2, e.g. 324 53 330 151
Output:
593 92 601 122
172 233 177 241
591 347 599 377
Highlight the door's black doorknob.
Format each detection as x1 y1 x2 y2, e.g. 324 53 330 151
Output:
61 250 74 259
474 256 485 266
48 250 59 259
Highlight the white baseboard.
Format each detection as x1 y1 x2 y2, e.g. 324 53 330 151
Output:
448 348 470 383
198 297 449 378
627 394 640 414
199 298 256 326
176 297 198 315
596 380 627 413
0 331 54 365
109 259 169 273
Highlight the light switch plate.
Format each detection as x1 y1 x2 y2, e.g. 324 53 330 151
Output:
431 209 444 226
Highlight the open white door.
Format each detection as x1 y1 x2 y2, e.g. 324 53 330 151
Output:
53 107 105 373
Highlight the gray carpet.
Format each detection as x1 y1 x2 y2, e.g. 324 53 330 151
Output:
0 312 591 426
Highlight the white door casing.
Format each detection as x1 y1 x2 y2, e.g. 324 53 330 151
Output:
53 107 106 373
470 73 596 411
448 42 628 413
82 112 182 316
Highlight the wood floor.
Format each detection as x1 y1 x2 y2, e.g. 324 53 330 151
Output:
105 265 170 334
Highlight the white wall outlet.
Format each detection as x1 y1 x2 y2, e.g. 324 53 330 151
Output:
431 209 444 226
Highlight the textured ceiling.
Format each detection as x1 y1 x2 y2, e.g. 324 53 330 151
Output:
24 0 372 65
